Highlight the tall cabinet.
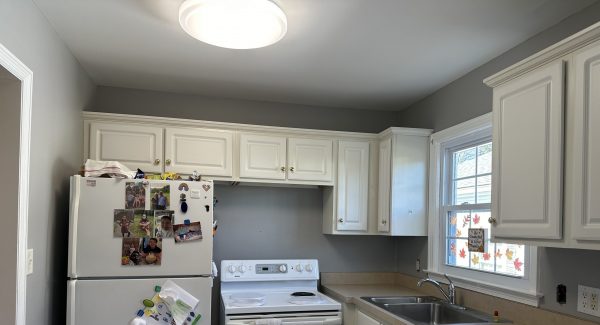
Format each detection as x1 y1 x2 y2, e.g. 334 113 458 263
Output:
484 21 600 250
377 128 431 236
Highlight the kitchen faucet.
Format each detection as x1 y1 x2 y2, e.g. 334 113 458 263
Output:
417 273 456 305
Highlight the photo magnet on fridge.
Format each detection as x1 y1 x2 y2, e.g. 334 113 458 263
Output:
121 237 162 266
131 210 155 238
155 210 174 239
173 222 202 243
150 184 170 210
113 209 135 238
125 181 146 209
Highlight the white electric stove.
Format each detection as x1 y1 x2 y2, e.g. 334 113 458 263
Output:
220 259 342 325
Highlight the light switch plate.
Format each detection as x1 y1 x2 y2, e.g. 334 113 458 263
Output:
27 249 33 275
190 189 201 199
578 285 600 317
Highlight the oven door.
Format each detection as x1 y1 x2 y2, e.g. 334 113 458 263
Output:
225 311 342 325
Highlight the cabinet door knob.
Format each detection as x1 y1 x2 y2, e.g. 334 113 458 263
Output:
488 217 497 225
165 159 172 166
280 166 286 172
338 218 344 223
290 167 295 173
154 159 160 165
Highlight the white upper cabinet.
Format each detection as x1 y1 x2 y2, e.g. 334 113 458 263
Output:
570 43 600 240
287 138 333 182
336 140 369 231
377 138 392 232
491 61 564 240
89 123 163 173
377 129 430 236
239 134 287 180
164 128 233 177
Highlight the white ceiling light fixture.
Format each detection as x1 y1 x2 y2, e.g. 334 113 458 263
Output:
179 0 288 50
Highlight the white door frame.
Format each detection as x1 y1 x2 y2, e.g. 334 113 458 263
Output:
0 42 32 325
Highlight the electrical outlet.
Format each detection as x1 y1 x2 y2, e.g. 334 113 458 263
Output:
416 259 421 272
578 285 600 317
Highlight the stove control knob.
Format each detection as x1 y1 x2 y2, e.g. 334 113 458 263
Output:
295 264 303 272
227 265 236 274
237 265 246 273
278 264 288 273
305 264 313 272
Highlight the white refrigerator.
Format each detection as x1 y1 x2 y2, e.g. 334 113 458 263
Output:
67 175 213 325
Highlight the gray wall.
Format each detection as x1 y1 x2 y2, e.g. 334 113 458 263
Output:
210 185 398 324
0 1 95 324
397 2 600 322
89 86 399 133
0 71 21 325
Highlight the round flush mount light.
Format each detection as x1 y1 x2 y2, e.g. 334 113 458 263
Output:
179 0 287 49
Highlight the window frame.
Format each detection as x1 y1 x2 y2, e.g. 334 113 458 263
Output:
427 113 541 306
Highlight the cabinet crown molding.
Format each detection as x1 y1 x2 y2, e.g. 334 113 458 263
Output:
484 21 600 88
83 111 381 139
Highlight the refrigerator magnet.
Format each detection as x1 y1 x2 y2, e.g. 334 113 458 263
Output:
173 222 202 243
180 193 188 213
155 210 174 239
114 209 135 238
125 182 146 209
150 185 170 210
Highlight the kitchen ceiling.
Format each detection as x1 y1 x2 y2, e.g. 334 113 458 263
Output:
34 0 596 111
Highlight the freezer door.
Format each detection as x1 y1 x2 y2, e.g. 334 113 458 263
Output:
69 176 213 278
67 277 212 325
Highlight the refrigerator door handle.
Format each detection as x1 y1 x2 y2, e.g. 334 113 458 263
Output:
68 175 81 278
66 280 76 325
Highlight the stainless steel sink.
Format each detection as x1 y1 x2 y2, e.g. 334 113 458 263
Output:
361 296 510 324
365 296 440 305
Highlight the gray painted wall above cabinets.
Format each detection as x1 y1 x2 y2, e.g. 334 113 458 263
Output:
88 86 400 133
397 2 600 322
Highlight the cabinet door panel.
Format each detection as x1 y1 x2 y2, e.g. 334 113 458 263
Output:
377 138 391 232
571 44 600 240
287 138 333 182
165 128 233 177
89 123 163 173
239 134 287 180
491 61 564 239
337 141 369 231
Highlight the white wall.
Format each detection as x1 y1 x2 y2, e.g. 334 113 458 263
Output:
0 0 95 324
0 72 21 325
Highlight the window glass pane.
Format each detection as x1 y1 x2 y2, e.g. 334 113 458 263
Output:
476 175 491 204
454 178 475 205
447 238 469 268
494 243 526 277
453 147 476 179
477 142 492 174
471 211 492 239
470 248 494 272
448 211 471 238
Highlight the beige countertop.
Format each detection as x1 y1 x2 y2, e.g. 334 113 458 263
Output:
319 274 600 325
321 284 425 325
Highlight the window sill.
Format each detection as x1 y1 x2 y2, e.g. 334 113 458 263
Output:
425 270 543 307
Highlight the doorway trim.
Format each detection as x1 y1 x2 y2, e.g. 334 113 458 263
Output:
0 42 32 325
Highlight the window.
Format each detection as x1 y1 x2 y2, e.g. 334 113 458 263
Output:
445 141 525 277
428 113 539 306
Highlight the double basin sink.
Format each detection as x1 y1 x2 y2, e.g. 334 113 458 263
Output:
361 296 510 325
